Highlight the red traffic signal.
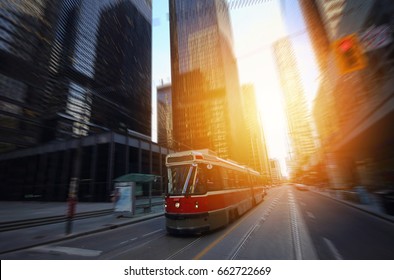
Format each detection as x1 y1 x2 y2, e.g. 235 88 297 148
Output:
333 34 367 74
338 39 353 52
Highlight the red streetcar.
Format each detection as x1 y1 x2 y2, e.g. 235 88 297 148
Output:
165 150 267 234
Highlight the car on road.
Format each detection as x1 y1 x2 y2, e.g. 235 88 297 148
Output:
295 184 308 191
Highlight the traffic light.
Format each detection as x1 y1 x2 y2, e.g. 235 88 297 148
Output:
333 34 367 74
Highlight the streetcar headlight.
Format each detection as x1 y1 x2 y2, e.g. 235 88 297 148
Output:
175 202 180 208
195 202 199 209
164 203 167 208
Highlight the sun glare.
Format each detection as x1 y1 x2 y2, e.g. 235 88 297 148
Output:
230 2 289 176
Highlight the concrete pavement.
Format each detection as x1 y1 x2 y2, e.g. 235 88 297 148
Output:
0 197 165 255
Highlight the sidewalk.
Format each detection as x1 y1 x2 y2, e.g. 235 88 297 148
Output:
308 187 394 223
0 198 165 255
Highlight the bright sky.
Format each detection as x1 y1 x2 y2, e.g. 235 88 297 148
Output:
151 0 319 177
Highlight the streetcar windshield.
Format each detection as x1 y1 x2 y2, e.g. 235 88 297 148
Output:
167 165 207 195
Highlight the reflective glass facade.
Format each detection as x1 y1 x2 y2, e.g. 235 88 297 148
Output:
0 0 155 201
0 0 152 152
169 0 245 162
0 0 62 152
273 38 317 172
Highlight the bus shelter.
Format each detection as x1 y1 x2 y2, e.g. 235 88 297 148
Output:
113 173 159 216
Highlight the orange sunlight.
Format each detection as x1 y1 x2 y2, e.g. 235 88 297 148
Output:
230 1 321 178
231 3 289 177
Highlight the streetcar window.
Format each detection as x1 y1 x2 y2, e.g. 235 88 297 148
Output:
193 166 208 194
167 165 195 195
168 165 208 195
195 164 222 192
221 168 229 189
251 175 257 187
242 173 246 186
238 173 245 187
227 170 235 189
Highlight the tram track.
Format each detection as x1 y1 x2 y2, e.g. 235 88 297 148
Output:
190 187 285 260
0 201 164 233
166 237 203 260
229 190 282 260
0 209 113 232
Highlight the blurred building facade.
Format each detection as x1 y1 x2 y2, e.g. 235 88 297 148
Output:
157 83 173 149
270 159 283 184
240 84 271 177
169 0 247 164
0 0 171 202
273 37 317 178
300 0 394 190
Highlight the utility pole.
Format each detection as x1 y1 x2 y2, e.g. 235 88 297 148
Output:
66 138 82 235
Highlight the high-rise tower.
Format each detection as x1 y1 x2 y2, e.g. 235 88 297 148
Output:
0 0 159 201
241 84 270 176
169 0 245 162
273 37 317 174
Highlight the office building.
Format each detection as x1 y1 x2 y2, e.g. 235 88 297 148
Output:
0 0 171 201
270 159 282 184
241 84 270 176
157 83 173 149
273 37 317 175
169 0 246 163
299 0 394 190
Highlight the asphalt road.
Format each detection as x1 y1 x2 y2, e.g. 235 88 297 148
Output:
2 185 393 260
295 189 394 259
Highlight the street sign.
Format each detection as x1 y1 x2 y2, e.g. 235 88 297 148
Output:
333 34 367 74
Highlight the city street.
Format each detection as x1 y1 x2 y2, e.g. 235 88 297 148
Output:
1 2 394 280
2 185 393 260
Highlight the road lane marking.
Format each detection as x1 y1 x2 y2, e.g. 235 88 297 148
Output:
323 237 343 260
142 229 163 237
194 191 282 260
193 211 248 260
103 233 166 259
306 211 315 219
120 237 138 245
34 246 102 257
288 189 302 260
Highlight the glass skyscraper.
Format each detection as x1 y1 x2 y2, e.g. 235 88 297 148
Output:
0 0 161 201
169 0 246 163
273 37 317 175
0 0 152 150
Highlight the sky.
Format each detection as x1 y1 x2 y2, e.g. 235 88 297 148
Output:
151 0 319 177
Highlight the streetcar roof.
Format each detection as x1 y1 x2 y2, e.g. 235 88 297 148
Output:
166 150 260 175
